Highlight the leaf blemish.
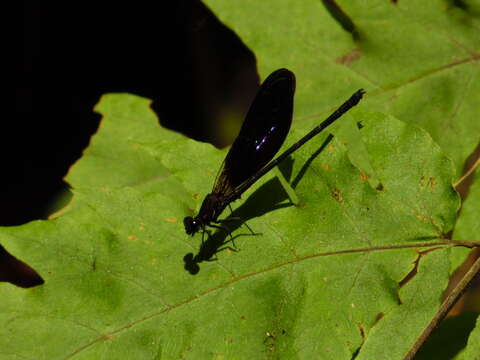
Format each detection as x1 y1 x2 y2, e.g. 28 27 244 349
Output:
374 312 384 324
128 234 138 241
166 217 177 223
356 323 366 340
416 215 429 222
322 164 330 170
331 188 344 204
419 176 436 191
264 331 276 351
336 47 362 65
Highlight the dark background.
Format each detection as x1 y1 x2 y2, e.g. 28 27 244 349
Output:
10 0 258 226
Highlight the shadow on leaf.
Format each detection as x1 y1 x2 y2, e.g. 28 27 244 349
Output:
183 133 336 274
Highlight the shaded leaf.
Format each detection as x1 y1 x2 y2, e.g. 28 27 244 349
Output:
456 313 480 360
0 92 461 359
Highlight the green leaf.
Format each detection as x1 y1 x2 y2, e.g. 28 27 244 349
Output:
205 0 480 177
456 313 480 360
0 92 462 359
3 1 479 358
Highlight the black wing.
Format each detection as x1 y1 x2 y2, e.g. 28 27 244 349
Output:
212 68 296 196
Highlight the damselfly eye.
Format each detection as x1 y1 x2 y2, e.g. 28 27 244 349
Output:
183 216 199 236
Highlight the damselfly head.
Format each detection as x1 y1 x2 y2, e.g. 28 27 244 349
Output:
184 216 201 236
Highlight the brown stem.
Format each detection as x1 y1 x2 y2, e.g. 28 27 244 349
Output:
454 156 479 188
403 255 480 360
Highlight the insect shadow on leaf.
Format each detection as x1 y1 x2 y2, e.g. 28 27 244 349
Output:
183 159 296 274
183 134 340 274
182 69 364 273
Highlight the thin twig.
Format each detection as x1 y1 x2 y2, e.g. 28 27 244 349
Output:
454 157 479 188
403 255 480 360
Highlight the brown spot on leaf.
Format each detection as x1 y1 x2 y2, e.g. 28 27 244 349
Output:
322 164 330 170
356 323 366 340
193 193 200 199
166 217 177 223
416 215 429 222
375 312 384 324
419 175 427 188
128 234 138 241
336 47 362 65
376 183 384 191
360 172 368 181
331 188 344 204
419 175 436 191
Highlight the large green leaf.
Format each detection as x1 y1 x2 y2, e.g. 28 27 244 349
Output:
3 1 479 359
205 0 480 177
0 93 463 359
